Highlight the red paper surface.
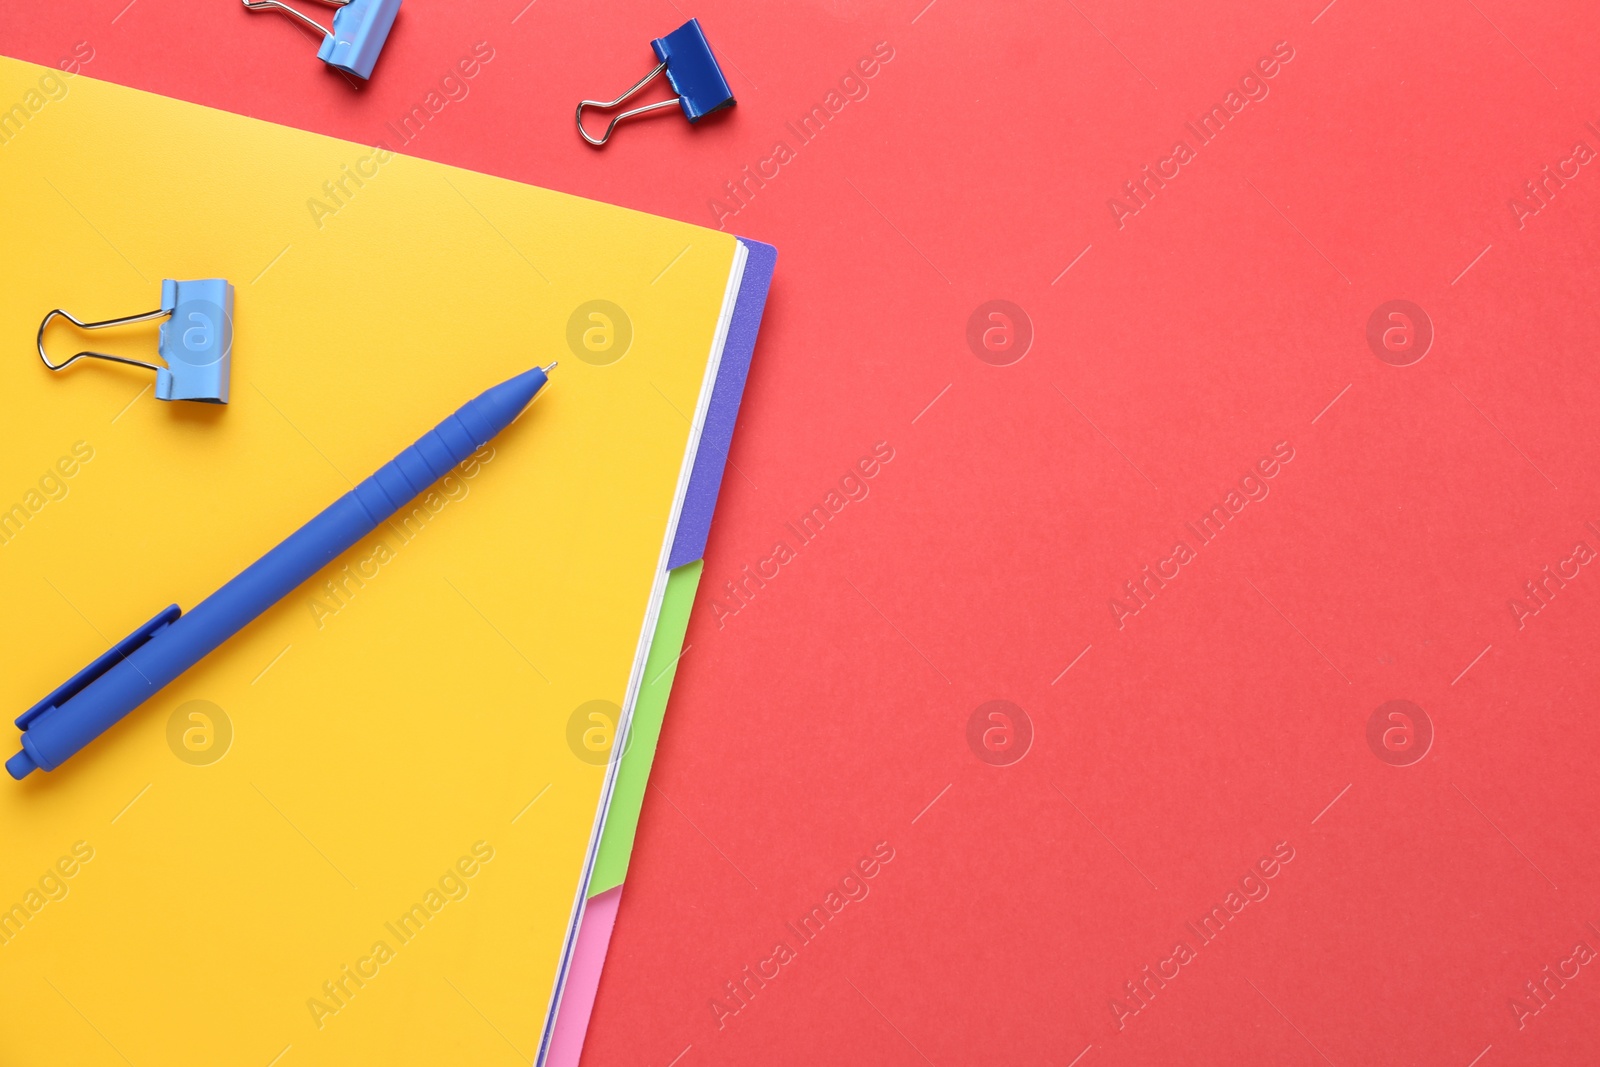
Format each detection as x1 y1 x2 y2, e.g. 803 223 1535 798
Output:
5 2 1600 1064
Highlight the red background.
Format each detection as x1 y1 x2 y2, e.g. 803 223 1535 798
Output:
5 1 1600 1064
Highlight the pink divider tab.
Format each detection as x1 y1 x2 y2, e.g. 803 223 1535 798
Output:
545 884 624 1067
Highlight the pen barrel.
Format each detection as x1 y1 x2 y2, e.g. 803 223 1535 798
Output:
18 367 545 773
183 409 488 637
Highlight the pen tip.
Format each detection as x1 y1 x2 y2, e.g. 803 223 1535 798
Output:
542 361 558 373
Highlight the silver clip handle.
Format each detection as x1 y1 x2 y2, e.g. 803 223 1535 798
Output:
37 306 169 376
240 0 351 40
576 61 681 147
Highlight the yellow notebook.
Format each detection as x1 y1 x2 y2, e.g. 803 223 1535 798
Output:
0 57 752 1066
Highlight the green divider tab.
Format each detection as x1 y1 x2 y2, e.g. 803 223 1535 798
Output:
590 559 703 896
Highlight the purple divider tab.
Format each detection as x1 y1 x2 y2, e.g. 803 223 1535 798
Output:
667 237 777 569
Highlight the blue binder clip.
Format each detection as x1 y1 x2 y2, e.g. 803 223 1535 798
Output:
38 279 235 405
241 0 401 81
577 19 735 146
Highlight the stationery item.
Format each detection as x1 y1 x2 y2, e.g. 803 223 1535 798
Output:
0 56 773 1067
7 364 554 780
545 568 696 1067
545 238 774 1067
577 18 735 146
37 278 234 403
241 0 401 80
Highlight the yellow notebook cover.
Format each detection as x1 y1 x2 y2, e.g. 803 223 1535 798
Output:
0 57 743 1066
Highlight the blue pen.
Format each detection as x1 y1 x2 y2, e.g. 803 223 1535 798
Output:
8 364 554 779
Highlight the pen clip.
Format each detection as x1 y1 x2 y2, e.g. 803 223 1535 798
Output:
17 605 182 730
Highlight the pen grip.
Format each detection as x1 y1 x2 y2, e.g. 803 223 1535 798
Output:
185 410 485 639
351 413 480 523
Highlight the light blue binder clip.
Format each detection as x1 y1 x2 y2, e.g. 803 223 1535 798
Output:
37 279 235 405
241 0 402 81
